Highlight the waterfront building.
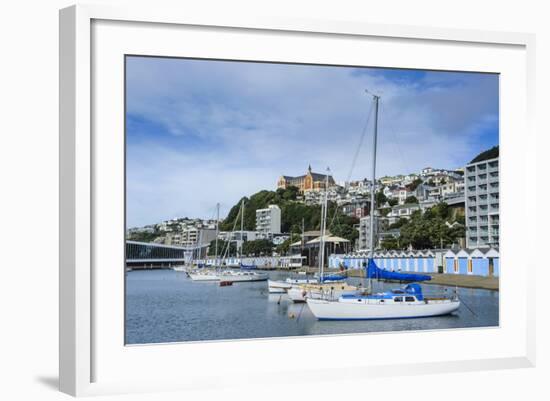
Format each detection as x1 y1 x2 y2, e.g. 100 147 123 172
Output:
277 165 336 193
465 157 499 248
126 240 206 269
328 249 439 273
329 247 499 277
443 248 499 276
255 205 281 237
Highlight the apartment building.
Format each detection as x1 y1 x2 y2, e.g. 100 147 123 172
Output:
465 157 499 248
255 205 281 238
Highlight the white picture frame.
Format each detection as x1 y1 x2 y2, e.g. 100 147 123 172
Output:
59 4 536 397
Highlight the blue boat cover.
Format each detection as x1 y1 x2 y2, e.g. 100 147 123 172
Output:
365 259 431 282
404 283 424 300
240 263 257 270
320 273 347 282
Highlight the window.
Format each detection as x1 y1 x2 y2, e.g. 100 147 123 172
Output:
405 296 415 302
394 297 403 302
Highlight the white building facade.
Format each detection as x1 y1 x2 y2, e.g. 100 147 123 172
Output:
465 157 499 248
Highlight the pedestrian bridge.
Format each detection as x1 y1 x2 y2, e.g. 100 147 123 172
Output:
126 240 207 269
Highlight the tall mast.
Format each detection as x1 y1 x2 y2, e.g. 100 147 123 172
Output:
369 95 379 257
215 202 220 266
368 93 380 292
319 168 330 280
240 200 244 258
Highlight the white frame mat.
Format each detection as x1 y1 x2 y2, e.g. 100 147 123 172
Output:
59 4 536 397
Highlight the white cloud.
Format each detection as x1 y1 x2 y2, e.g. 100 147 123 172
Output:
126 57 498 226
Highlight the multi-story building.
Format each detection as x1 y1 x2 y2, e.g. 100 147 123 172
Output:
341 199 371 218
255 205 281 238
165 227 217 247
357 215 388 251
465 157 499 248
386 203 421 224
277 165 336 193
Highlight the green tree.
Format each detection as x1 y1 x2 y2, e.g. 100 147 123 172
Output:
470 145 499 163
387 198 398 207
207 239 237 257
127 231 162 242
375 191 387 206
276 233 301 255
380 237 400 250
404 195 419 204
242 239 274 256
388 217 408 230
406 178 423 191
397 202 464 249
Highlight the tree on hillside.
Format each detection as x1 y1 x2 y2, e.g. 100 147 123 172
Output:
397 202 464 249
380 237 400 250
242 239 274 257
388 217 408 230
406 178 423 191
207 239 236 257
276 233 301 255
375 191 387 206
470 146 499 163
404 195 419 204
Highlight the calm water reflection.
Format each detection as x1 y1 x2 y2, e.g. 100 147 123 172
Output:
125 269 499 344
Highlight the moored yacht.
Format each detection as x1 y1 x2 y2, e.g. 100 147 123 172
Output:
217 270 268 282
305 92 460 321
307 283 460 320
188 269 221 281
268 277 318 294
287 281 358 302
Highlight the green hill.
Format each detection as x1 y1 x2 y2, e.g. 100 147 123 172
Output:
470 145 499 163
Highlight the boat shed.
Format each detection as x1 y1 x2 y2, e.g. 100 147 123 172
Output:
329 247 499 277
444 248 499 277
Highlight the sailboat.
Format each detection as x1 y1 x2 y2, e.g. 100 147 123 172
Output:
189 203 224 281
196 200 268 283
286 169 358 302
236 200 258 270
306 92 460 320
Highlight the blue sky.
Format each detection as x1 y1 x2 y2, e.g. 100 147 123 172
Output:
126 56 499 227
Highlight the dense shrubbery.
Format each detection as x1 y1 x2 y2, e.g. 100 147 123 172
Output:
380 202 465 250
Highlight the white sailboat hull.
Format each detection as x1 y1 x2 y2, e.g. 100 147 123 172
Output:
268 280 291 293
217 272 268 282
268 278 319 293
287 284 358 303
188 272 219 281
306 298 460 320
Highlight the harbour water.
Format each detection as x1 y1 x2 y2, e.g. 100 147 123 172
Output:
125 269 499 345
